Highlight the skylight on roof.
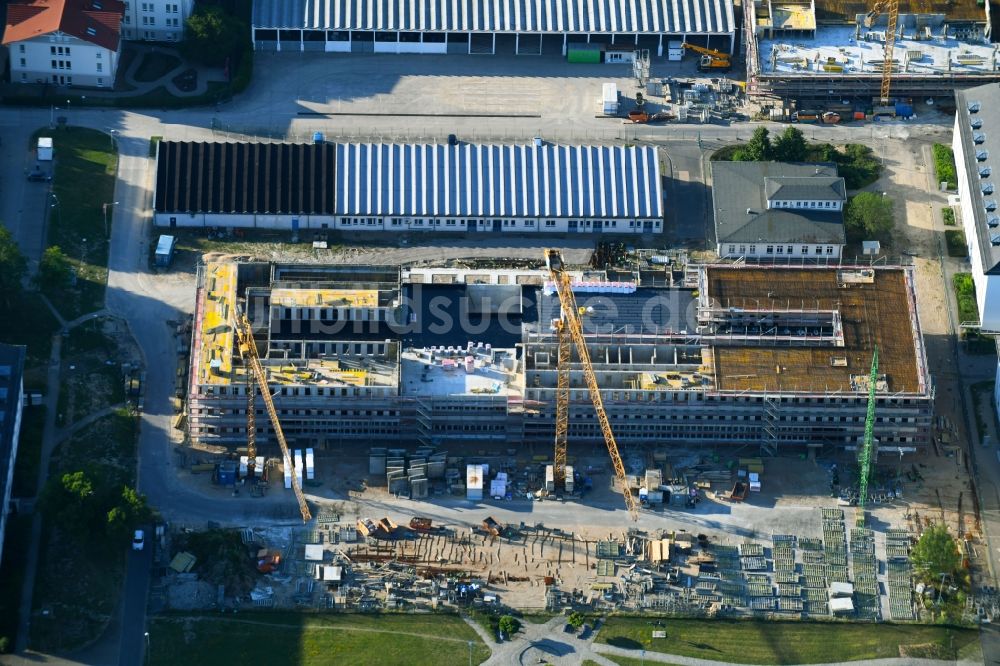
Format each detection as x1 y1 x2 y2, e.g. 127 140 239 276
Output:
989 215 1000 228
978 150 990 161
984 183 994 195
972 119 984 130
992 233 1000 246
975 133 987 144
86 27 97 36
970 102 982 113
981 167 992 178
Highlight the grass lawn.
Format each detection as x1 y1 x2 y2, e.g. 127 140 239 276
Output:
12 405 46 497
55 317 127 426
596 617 979 664
602 656 684 666
0 515 33 650
34 127 118 320
30 409 138 652
133 51 182 82
148 612 491 666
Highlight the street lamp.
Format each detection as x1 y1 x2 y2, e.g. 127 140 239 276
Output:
103 201 119 237
50 193 61 228
109 129 119 151
144 631 150 664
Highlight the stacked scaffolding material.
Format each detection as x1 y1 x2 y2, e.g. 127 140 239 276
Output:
822 509 850 584
886 528 915 620
801 537 828 615
850 527 880 620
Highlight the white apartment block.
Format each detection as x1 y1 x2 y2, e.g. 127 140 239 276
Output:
953 84 1000 419
4 0 125 88
120 0 192 42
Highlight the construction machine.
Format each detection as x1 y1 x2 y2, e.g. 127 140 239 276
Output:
863 0 899 104
232 309 312 522
681 43 732 71
545 249 639 521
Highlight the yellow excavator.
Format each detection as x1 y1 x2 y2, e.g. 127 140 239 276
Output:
681 43 732 72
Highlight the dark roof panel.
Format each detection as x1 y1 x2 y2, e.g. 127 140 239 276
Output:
154 141 338 216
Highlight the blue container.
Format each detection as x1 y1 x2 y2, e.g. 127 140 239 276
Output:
313 132 325 144
895 103 914 118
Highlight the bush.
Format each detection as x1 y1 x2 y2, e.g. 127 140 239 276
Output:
932 144 958 190
0 636 9 654
567 612 587 630
911 523 962 583
945 230 968 258
845 192 894 241
942 207 956 226
498 615 520 637
953 273 979 325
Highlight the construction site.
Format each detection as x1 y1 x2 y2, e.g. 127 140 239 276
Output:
185 258 932 454
148 249 1000 626
745 0 1000 103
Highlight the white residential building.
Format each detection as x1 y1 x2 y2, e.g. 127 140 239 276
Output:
953 83 1000 418
120 0 192 42
3 0 125 88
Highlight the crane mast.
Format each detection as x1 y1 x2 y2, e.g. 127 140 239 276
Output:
856 347 879 527
546 250 639 521
864 0 899 105
233 309 312 522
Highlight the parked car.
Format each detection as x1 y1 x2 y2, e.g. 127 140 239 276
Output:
132 529 145 551
27 171 51 182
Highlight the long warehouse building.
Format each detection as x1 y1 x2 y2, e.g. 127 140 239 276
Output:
251 0 736 56
153 140 664 234
186 261 933 457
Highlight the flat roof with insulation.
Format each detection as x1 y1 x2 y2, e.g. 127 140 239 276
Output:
706 267 924 394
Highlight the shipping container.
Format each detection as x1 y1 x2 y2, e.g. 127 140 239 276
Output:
602 83 619 115
154 235 176 267
306 448 315 480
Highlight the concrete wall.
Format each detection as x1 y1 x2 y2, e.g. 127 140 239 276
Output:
0 376 24 565
156 211 661 233
716 242 843 259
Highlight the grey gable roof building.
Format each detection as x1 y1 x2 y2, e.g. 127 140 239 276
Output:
712 162 847 246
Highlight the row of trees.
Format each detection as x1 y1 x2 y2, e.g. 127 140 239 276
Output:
39 470 151 543
0 227 74 296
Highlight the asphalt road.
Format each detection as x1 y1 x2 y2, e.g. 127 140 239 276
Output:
117 536 153 666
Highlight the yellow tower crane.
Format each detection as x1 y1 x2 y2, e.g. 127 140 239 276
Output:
546 249 639 521
232 309 312 522
864 0 899 105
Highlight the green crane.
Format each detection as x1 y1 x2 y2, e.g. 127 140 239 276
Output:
856 346 879 527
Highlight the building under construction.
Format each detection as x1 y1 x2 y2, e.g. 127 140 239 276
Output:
745 0 1000 102
186 261 932 455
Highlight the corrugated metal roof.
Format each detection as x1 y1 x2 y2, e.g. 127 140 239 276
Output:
253 0 734 35
334 142 663 219
154 141 337 215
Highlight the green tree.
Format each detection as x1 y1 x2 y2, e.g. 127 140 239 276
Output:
0 227 27 305
106 486 152 538
498 615 520 636
844 192 894 240
40 470 100 537
38 246 71 290
0 636 9 654
738 127 773 162
182 5 247 66
772 127 808 162
567 612 586 630
911 523 962 581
